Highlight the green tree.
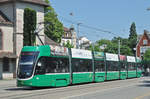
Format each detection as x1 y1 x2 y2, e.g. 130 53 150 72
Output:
112 37 129 46
128 22 137 55
44 0 64 43
23 8 36 46
104 43 133 55
129 22 137 40
89 39 111 52
120 45 133 56
143 49 150 61
104 43 118 53
111 37 133 55
143 49 150 70
90 38 133 56
63 40 74 48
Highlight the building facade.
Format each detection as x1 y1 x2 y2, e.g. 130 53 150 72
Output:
0 0 48 79
79 36 91 50
136 30 150 58
61 27 77 48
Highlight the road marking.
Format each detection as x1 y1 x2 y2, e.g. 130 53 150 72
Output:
134 91 150 99
61 83 138 99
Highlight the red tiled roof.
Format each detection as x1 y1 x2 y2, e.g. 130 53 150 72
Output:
0 0 49 7
64 27 70 32
144 30 150 40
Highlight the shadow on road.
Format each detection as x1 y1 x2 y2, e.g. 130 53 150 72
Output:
5 87 51 91
138 80 150 87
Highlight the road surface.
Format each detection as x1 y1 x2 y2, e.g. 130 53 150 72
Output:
0 77 150 99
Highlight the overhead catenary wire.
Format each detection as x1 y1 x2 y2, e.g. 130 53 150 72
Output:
58 15 122 37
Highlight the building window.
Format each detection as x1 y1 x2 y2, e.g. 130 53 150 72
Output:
66 33 69 37
140 46 150 54
0 29 2 50
143 40 148 45
3 57 10 72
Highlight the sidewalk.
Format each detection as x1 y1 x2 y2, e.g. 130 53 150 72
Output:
0 79 16 86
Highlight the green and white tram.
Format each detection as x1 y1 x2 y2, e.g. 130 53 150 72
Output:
17 45 142 87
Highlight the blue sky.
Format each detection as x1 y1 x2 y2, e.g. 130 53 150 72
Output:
50 0 150 42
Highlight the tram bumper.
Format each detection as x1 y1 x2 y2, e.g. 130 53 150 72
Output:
17 79 33 87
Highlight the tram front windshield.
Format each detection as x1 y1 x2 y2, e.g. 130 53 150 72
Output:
17 52 39 79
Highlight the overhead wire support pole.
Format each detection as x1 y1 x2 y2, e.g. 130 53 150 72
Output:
118 39 120 55
77 23 82 49
92 42 95 81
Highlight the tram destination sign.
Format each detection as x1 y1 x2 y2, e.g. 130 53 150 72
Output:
71 48 92 59
127 56 136 62
50 45 68 56
119 55 126 61
94 52 104 59
106 53 119 61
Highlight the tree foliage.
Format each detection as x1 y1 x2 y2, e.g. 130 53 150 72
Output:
129 22 137 40
44 0 64 43
112 37 129 46
143 49 150 69
90 38 133 56
63 40 74 48
89 39 111 52
143 49 150 61
23 8 36 46
128 22 137 55
89 22 138 56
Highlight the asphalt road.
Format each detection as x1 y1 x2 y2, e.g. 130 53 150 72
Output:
0 77 150 99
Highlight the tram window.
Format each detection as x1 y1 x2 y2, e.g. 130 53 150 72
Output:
35 57 46 75
107 61 119 71
120 62 126 71
45 57 69 73
95 60 105 72
137 63 142 71
72 59 92 72
134 63 137 70
35 57 69 74
128 63 136 71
